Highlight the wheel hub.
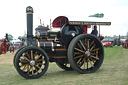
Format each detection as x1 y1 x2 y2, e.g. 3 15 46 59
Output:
30 60 35 66
85 50 90 57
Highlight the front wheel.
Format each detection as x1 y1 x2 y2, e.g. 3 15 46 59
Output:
68 34 104 74
14 46 49 79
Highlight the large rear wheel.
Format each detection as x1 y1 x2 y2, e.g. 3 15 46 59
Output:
68 34 104 74
14 46 49 79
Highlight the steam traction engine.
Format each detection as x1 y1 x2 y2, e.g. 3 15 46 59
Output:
122 38 128 48
0 39 7 54
14 6 111 79
0 34 11 54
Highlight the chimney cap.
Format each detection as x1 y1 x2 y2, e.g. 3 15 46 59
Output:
26 6 33 13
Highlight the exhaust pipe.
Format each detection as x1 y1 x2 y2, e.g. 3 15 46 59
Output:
26 6 33 45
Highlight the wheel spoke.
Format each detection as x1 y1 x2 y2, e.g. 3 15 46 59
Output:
77 43 83 50
91 55 99 60
84 60 86 69
31 66 34 75
20 64 29 68
31 50 33 60
90 44 96 51
74 54 84 59
79 57 86 67
35 65 41 69
19 60 29 63
79 40 86 50
90 48 99 52
27 66 32 75
74 52 82 55
87 39 90 49
88 58 94 67
35 59 44 62
34 51 38 57
22 64 27 71
90 53 98 55
26 52 31 59
36 63 45 65
89 40 95 48
87 58 88 69
26 64 29 71
74 48 84 53
34 66 39 74
84 38 87 47
96 51 98 59
20 56 30 62
24 57 30 62
89 56 95 63
35 55 43 61
77 58 82 65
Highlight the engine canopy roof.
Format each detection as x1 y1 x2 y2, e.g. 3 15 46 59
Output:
52 16 111 28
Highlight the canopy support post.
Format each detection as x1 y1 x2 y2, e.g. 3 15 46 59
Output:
99 25 100 38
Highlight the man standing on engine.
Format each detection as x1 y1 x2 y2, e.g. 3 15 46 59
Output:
91 25 98 36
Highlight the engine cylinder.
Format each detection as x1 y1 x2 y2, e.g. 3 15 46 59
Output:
36 41 61 52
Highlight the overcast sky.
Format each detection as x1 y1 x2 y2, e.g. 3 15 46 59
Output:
0 0 128 38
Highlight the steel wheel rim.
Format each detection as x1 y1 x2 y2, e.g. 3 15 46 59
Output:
16 48 48 77
72 36 103 71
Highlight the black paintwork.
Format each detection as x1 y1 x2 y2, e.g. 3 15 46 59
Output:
60 24 83 47
26 6 33 45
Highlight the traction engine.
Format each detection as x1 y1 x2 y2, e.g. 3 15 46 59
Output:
14 6 111 79
122 38 128 48
0 34 12 54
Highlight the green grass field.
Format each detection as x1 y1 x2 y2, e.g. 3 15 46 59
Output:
0 46 128 85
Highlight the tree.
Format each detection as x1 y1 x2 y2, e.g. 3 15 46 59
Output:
5 33 13 41
8 34 13 41
113 35 117 38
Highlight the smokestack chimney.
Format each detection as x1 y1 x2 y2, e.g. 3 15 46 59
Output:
26 6 33 45
5 33 9 41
